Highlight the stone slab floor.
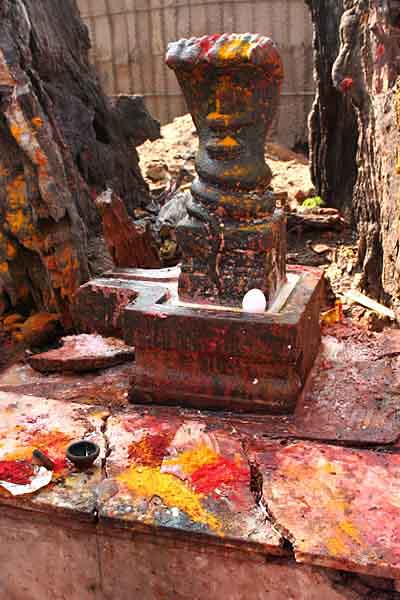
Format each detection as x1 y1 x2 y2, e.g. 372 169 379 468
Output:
0 321 400 599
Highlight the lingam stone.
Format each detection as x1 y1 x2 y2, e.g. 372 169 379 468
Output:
76 34 324 414
166 34 286 307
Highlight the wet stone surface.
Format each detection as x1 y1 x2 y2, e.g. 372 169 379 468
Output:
1 322 400 444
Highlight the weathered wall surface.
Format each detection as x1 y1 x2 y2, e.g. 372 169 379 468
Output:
77 0 314 148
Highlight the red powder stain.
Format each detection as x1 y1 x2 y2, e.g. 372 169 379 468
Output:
340 77 354 92
376 43 385 60
0 460 34 485
52 457 68 474
199 34 220 54
128 433 172 468
190 457 248 497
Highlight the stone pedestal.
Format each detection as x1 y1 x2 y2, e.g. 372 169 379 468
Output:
71 34 323 414
120 33 323 414
123 265 323 414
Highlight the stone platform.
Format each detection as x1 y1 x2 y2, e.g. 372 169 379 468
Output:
75 266 323 414
1 322 400 598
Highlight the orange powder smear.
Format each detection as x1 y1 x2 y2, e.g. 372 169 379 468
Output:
6 210 27 234
31 117 43 129
0 164 9 177
7 175 26 210
6 241 17 259
27 430 73 456
222 164 248 177
10 124 25 143
117 465 221 533
216 136 239 148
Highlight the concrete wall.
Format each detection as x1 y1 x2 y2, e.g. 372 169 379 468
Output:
77 0 314 148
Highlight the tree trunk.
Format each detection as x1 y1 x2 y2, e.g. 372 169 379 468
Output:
306 0 358 215
0 0 159 326
306 0 400 305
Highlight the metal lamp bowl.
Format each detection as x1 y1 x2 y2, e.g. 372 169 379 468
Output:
66 440 100 469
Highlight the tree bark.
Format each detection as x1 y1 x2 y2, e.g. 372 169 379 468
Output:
306 0 358 215
306 0 400 304
0 0 159 325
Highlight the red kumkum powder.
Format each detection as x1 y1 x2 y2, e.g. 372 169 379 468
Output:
190 457 248 496
0 460 34 485
52 457 68 474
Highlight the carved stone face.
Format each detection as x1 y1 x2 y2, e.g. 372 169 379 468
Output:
166 34 283 202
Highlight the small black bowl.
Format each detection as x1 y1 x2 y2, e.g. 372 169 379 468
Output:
66 440 100 470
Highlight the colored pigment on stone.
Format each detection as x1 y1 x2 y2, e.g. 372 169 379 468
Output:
52 456 69 474
3 431 73 473
199 34 220 54
164 444 220 475
117 465 221 533
128 433 173 467
190 456 248 497
218 39 251 61
0 460 34 485
26 430 73 456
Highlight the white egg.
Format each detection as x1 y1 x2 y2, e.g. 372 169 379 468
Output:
242 289 267 313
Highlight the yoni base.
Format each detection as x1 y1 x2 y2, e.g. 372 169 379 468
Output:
124 266 324 414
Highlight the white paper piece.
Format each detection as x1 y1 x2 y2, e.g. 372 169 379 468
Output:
0 466 53 496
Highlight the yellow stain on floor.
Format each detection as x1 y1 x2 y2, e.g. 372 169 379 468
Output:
164 444 220 475
326 534 348 556
339 519 362 544
118 464 221 533
2 446 35 462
